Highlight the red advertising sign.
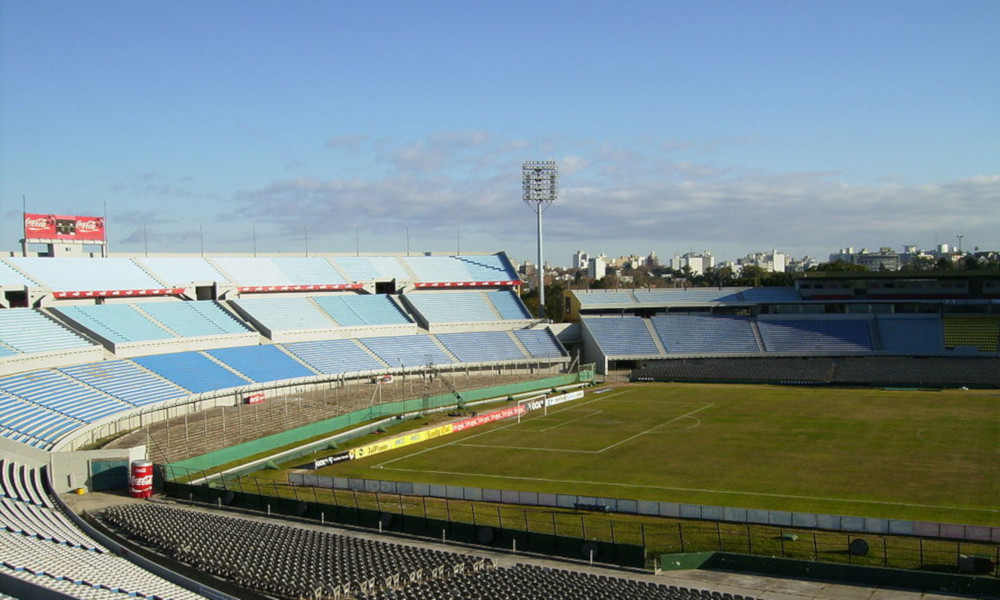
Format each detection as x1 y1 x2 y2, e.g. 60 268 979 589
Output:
24 213 106 242
243 392 266 405
452 405 525 432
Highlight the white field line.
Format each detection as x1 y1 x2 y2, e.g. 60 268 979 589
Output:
373 466 1000 515
373 390 634 468
537 410 603 433
455 403 714 454
594 403 714 454
514 409 603 433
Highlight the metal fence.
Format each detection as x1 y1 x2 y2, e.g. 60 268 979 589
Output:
255 475 1000 577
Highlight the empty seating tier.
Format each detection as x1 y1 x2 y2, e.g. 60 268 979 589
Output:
652 315 760 354
355 562 758 600
313 294 411 327
634 288 744 304
333 256 411 282
514 329 567 359
101 502 494 600
876 315 944 354
738 287 801 302
406 292 500 323
0 260 38 286
576 291 635 305
0 461 209 600
757 318 873 353
137 300 250 337
59 361 185 407
0 391 79 449
0 371 130 424
232 296 336 332
0 308 95 354
206 346 316 383
454 255 518 281
7 257 165 292
133 352 251 393
942 315 1000 351
487 290 532 319
136 257 231 286
583 317 660 356
403 255 518 283
359 335 453 368
282 339 387 374
436 331 527 363
55 304 174 343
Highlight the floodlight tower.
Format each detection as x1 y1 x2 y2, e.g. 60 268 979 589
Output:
523 160 558 319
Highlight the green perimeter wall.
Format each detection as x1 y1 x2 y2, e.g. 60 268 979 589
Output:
660 552 1000 596
166 370 592 477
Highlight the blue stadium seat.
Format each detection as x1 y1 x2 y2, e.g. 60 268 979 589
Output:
134 352 251 393
0 371 131 423
0 309 95 354
55 304 172 343
757 318 873 352
332 256 411 282
138 300 250 337
406 292 499 323
233 296 337 332
282 339 387 374
8 257 164 292
207 346 316 383
486 291 531 319
313 295 411 327
436 331 527 363
358 335 453 368
514 329 567 359
59 361 186 407
651 315 760 353
582 317 660 356
136 257 231 286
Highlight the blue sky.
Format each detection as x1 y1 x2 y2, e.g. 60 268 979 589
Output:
1 1 997 266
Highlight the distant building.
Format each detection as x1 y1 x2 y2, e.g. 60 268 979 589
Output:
737 249 787 273
670 251 714 276
829 247 900 271
572 250 590 270
587 256 607 280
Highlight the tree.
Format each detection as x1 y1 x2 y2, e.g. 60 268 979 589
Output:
808 260 869 273
901 256 935 272
522 282 567 322
735 265 767 287
935 257 954 270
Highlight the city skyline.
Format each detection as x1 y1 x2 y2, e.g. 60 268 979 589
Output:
2 1 997 264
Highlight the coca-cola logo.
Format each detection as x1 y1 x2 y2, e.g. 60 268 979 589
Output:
24 216 54 231
76 218 103 231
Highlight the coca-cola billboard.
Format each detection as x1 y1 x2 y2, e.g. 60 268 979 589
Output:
24 213 105 242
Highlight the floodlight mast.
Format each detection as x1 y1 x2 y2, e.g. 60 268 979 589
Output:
522 161 558 319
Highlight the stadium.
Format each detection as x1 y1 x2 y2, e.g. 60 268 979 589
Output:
1 224 999 599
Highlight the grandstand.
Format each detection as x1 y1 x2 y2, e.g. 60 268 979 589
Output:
1 250 998 599
566 273 1000 374
0 459 211 600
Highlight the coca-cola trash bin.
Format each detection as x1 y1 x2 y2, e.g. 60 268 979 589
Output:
129 460 154 499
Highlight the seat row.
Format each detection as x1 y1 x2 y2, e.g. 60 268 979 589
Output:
0 460 209 600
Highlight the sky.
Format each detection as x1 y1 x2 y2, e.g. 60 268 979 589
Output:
1 1 998 267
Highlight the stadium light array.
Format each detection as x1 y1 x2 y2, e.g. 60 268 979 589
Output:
522 160 558 319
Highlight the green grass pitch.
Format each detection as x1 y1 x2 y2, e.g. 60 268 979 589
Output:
318 383 1000 526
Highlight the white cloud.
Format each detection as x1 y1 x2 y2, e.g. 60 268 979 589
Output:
209 133 1000 261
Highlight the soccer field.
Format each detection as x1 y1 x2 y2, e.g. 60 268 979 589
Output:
319 383 1000 526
